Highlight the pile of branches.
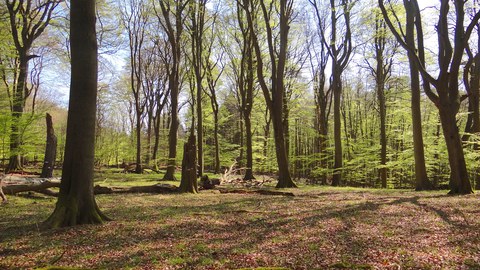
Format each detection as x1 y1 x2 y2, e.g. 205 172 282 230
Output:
219 162 275 188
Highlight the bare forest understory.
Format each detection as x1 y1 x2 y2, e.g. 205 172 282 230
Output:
1 186 479 269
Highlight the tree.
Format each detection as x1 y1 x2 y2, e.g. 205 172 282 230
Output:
120 0 150 173
232 0 256 180
462 0 480 190
45 0 109 227
311 0 355 186
241 0 297 188
155 0 188 180
362 7 396 188
379 0 480 194
188 0 208 177
203 18 224 174
306 9 331 185
4 0 60 172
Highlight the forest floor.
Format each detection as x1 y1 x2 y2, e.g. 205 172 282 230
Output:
1 176 479 269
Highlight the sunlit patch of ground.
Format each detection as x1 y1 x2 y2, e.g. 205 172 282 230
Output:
1 187 479 269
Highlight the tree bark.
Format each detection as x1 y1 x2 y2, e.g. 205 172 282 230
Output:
44 0 109 228
242 0 296 188
179 133 198 193
332 67 343 186
404 0 431 191
158 1 186 181
40 113 57 178
6 53 28 173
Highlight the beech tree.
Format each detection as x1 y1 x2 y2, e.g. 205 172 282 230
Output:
362 7 397 188
120 0 150 173
380 0 480 194
45 0 109 227
155 0 188 181
4 0 60 172
311 0 356 186
241 0 297 188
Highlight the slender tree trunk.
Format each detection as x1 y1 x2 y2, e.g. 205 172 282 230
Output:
404 4 431 190
6 54 28 173
44 0 109 227
213 111 220 174
244 111 255 180
196 80 203 177
41 113 57 178
377 79 387 188
135 113 142 173
332 71 343 186
152 113 161 162
164 95 178 180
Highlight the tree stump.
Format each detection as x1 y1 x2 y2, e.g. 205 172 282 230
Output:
179 133 198 193
41 113 57 178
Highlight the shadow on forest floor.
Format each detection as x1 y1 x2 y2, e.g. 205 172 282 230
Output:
1 187 479 269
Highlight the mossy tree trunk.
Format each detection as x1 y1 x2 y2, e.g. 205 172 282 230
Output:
44 0 109 228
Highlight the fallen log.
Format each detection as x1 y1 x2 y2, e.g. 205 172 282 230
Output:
2 180 60 195
93 183 178 194
1 178 178 196
216 188 295 197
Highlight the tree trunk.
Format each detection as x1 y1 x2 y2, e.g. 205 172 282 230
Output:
213 111 221 174
40 113 57 178
404 2 431 191
163 83 179 181
332 71 343 186
44 0 109 228
377 73 387 189
244 111 255 180
152 112 162 162
179 133 198 193
196 81 204 177
438 104 473 194
6 54 28 173
272 92 296 188
135 113 142 174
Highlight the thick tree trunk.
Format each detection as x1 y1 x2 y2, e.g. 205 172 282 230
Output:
179 133 198 193
438 104 473 194
272 95 296 188
40 113 57 178
44 0 109 228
